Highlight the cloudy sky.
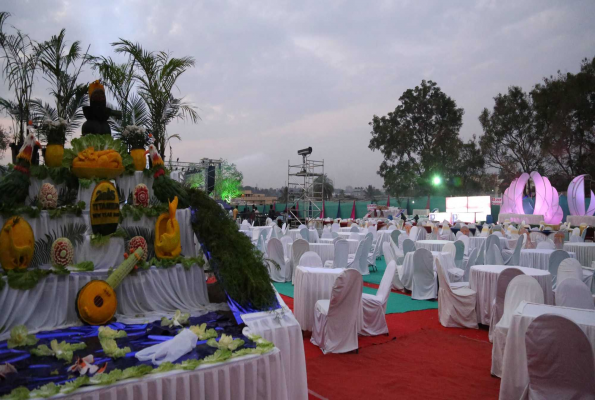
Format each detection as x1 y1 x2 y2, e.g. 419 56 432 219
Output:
1 0 594 189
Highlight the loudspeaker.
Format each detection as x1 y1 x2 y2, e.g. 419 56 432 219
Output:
207 165 216 194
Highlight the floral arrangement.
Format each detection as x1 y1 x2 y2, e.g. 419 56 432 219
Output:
42 118 68 145
120 125 150 149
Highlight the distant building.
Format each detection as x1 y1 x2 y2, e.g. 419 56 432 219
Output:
344 185 354 194
232 190 277 205
352 186 365 199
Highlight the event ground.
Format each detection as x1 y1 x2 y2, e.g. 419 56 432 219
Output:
275 257 501 400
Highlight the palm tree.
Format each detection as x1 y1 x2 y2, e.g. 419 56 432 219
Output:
313 174 334 200
30 29 90 141
0 12 40 145
364 185 377 200
111 39 199 159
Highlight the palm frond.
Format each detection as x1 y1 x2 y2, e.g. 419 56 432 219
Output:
30 222 87 268
121 225 155 260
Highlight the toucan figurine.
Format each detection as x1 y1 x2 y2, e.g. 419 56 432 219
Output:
0 132 41 208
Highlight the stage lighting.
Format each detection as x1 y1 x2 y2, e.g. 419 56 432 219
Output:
297 147 312 156
432 176 442 186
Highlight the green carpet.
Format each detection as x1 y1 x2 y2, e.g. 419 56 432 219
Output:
273 259 437 315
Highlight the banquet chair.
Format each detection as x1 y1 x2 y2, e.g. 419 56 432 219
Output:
291 239 310 282
581 226 589 241
411 248 437 300
492 231 503 238
486 244 504 265
442 242 456 259
361 261 397 336
409 226 419 242
416 226 427 240
475 241 486 265
324 239 349 269
384 242 404 290
396 239 415 265
331 223 340 232
256 231 267 254
547 250 571 288
463 248 479 280
435 258 477 328
555 278 595 309
390 236 404 258
280 235 294 259
522 314 595 399
299 251 323 268
569 234 584 243
504 236 524 266
331 231 339 239
387 225 396 232
350 225 360 232
332 236 341 245
536 240 555 250
321 229 333 239
530 231 547 244
266 238 290 282
265 217 272 226
367 235 383 272
486 234 502 254
455 231 463 239
299 227 310 242
488 268 525 342
480 225 490 237
453 240 465 268
298 224 307 229
459 234 470 256
310 269 363 354
390 230 401 249
556 258 583 286
491 275 544 377
269 226 278 240
282 222 287 234
346 238 369 276
349 232 360 240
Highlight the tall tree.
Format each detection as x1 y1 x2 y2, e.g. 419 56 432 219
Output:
31 29 90 141
112 39 199 159
369 80 465 196
0 12 40 143
213 161 243 203
531 57 595 183
478 86 545 176
313 174 334 200
364 185 378 200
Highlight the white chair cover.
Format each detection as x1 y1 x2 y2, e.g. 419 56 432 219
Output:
324 239 349 269
350 225 359 232
298 251 323 268
282 222 287 233
491 275 545 377
435 259 478 329
321 230 333 239
523 314 595 399
331 223 340 232
361 261 397 336
299 227 310 242
280 235 293 259
572 227 581 236
442 242 456 260
555 278 595 309
486 243 504 265
291 239 309 281
409 226 419 242
488 267 525 342
570 235 584 243
310 269 363 354
411 248 437 300
556 258 584 287
347 236 372 276
459 234 470 256
266 238 289 282
536 240 555 249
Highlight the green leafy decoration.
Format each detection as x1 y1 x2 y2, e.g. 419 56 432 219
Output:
120 365 153 380
178 359 201 370
90 228 127 247
60 376 89 394
202 349 232 364
29 165 74 185
71 261 95 272
207 334 244 351
121 226 155 260
47 201 85 219
120 203 168 221
7 325 38 349
62 134 133 174
189 323 218 340
30 340 87 363
160 310 190 327
30 383 60 398
99 337 130 359
152 361 176 374
6 269 51 290
89 369 123 385
98 326 127 340
0 387 30 400
30 222 87 268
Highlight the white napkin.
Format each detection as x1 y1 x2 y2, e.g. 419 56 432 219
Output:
135 329 198 365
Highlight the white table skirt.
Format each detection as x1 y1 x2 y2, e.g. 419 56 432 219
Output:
241 292 308 400
63 348 288 400
563 242 595 267
498 213 544 224
286 242 334 265
468 265 553 325
0 265 209 340
294 266 343 331
416 240 452 252
337 232 366 241
319 238 359 254
400 251 450 291
499 302 595 400
115 171 154 200
519 249 576 270
469 236 510 251
289 229 318 243
566 215 595 227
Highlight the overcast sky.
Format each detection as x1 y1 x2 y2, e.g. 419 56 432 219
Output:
1 0 594 189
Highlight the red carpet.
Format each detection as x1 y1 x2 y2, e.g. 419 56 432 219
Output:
279 294 501 400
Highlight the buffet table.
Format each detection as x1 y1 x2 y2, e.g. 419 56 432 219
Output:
499 303 595 400
468 265 553 325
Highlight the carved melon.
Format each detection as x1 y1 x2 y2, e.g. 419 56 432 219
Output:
51 238 74 267
90 181 120 235
0 216 35 270
128 236 148 261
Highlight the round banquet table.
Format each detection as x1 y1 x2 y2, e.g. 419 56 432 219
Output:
286 242 334 265
251 225 272 241
288 228 319 243
416 240 452 252
519 249 576 270
294 266 344 331
563 242 595 267
399 251 450 290
468 236 512 251
468 265 553 325
337 232 366 241
319 238 359 254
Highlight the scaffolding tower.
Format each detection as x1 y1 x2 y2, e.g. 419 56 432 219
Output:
287 151 324 226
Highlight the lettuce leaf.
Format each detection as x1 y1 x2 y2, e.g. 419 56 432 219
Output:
7 325 38 349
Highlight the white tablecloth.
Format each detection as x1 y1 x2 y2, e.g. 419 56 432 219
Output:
0 265 209 339
519 249 576 271
468 265 553 325
416 240 452 252
115 171 154 200
563 242 595 267
400 251 450 291
498 213 544 225
566 215 595 227
499 302 595 400
63 348 288 400
289 228 318 243
294 266 343 331
337 232 366 241
319 238 359 254
251 226 272 241
469 236 511 251
286 242 334 265
241 293 308 400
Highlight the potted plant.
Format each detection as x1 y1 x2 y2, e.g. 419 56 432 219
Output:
42 118 67 167
121 125 149 171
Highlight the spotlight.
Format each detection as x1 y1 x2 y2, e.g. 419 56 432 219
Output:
297 147 312 156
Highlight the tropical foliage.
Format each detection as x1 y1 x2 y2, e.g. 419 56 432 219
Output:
213 161 243 202
313 174 334 200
